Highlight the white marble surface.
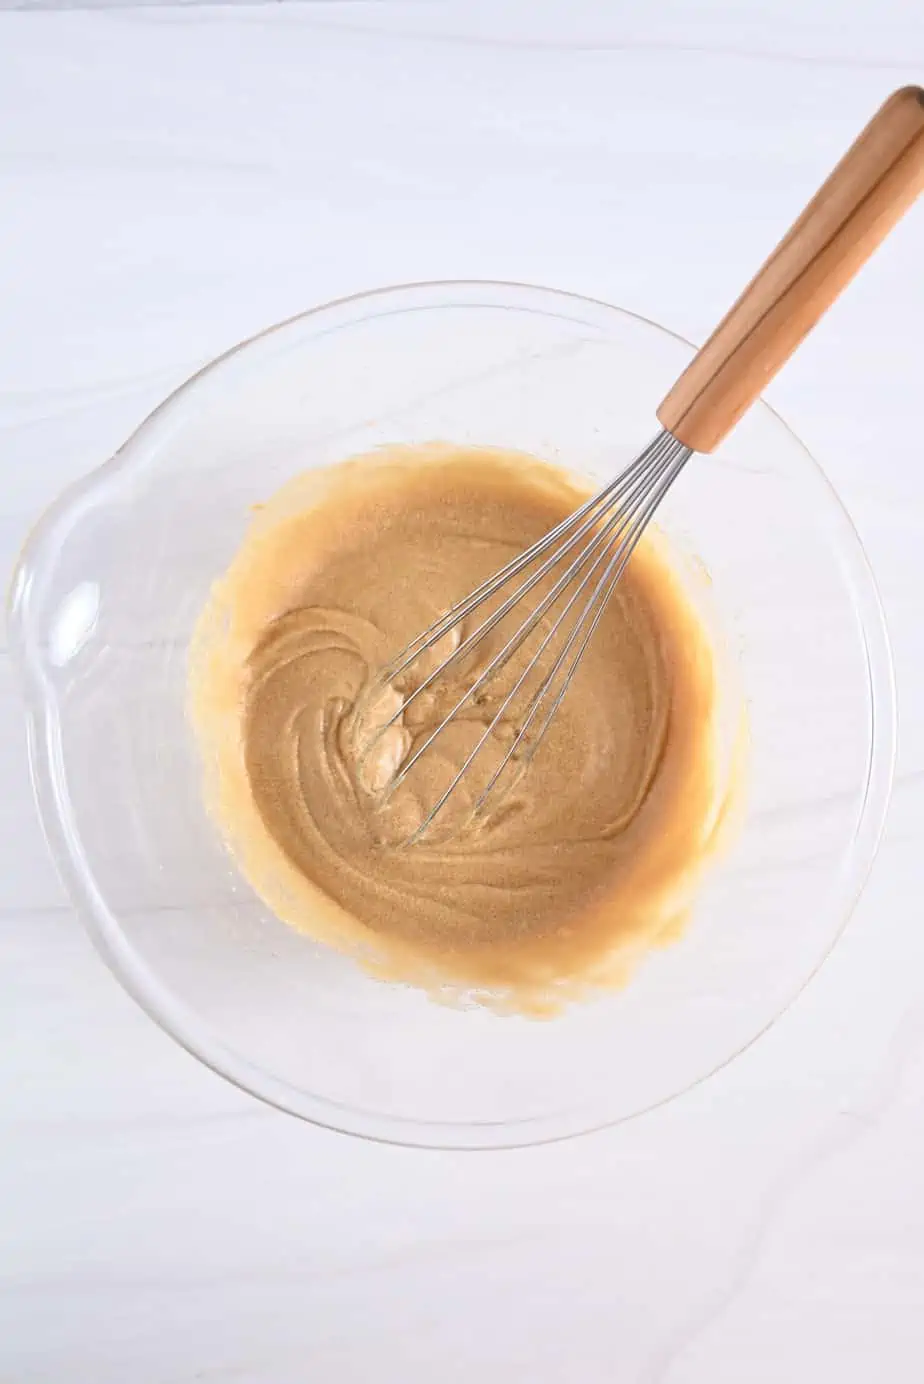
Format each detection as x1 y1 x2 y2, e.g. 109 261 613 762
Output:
2 2 924 1379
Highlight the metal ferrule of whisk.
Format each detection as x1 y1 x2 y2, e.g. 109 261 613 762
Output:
365 428 691 843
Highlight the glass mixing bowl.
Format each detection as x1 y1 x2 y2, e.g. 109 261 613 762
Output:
7 281 894 1148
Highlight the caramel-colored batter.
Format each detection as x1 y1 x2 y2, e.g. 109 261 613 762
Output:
190 444 739 1014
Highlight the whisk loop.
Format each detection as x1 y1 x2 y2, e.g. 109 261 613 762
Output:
363 429 691 842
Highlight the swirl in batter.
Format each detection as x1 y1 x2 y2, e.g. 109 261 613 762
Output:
189 444 740 1014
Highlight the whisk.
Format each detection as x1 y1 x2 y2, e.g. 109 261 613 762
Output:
371 85 924 842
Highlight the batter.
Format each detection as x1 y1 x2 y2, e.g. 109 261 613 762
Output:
189 444 740 1014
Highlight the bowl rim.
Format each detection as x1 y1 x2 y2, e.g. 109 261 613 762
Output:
6 278 898 1150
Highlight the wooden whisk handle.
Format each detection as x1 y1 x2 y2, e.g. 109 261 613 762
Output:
657 85 924 453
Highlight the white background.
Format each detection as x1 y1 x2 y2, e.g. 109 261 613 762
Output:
2 2 924 1380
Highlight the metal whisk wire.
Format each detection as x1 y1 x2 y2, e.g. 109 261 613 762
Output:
367 429 691 841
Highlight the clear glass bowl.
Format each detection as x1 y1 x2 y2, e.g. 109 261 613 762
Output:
7 281 895 1149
